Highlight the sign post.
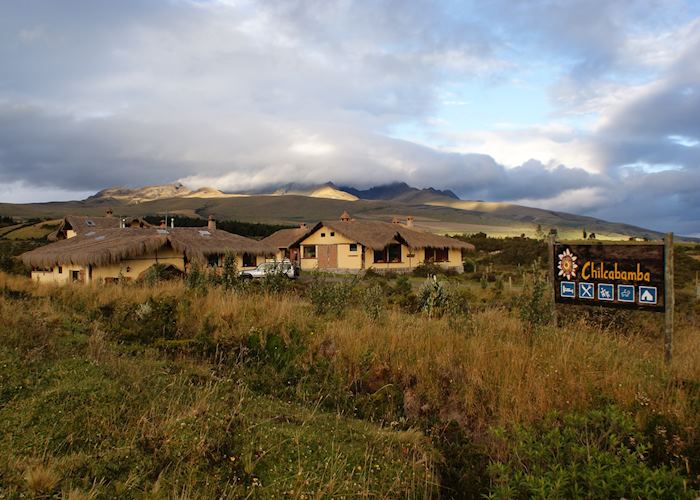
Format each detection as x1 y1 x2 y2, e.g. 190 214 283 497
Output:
551 237 673 362
664 233 674 363
548 234 558 326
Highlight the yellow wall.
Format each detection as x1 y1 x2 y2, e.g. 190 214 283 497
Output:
92 248 185 282
31 264 83 285
297 225 464 272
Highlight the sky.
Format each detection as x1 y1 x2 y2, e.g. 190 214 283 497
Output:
0 1 699 235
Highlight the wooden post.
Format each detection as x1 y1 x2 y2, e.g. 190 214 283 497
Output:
696 271 699 301
548 234 558 327
664 233 674 364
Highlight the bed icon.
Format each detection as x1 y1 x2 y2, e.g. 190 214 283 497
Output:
560 281 575 298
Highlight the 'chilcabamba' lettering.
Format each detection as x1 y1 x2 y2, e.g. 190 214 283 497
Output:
580 262 651 282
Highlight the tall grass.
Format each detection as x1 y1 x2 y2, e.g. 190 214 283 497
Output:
1 271 698 496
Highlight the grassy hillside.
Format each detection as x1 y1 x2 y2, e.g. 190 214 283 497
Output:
0 191 672 241
1 265 698 497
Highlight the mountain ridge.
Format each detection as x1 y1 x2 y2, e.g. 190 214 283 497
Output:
0 181 685 240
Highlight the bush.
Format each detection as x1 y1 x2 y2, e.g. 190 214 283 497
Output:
185 261 207 291
259 268 292 294
412 263 445 278
360 284 385 321
517 262 551 332
307 275 357 316
111 296 178 344
220 252 240 290
140 263 182 286
487 406 695 499
418 276 454 318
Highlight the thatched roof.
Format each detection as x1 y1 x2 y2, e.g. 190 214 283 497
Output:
48 215 151 241
298 219 475 251
21 227 275 268
261 227 311 249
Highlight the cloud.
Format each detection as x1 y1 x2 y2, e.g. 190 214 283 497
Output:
0 0 698 235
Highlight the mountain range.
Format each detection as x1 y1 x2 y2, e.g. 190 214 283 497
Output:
0 181 681 240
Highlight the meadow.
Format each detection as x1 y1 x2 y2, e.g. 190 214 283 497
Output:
1 249 699 498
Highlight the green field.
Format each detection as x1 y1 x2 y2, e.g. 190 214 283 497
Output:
1 256 698 497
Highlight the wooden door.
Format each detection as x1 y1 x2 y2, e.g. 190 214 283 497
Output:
317 245 338 269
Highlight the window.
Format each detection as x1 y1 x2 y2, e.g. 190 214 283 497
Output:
349 243 358 252
373 244 402 263
57 266 63 274
330 232 335 236
303 245 316 259
242 253 256 267
207 254 220 267
424 247 449 263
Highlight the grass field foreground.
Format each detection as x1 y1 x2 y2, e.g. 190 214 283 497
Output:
0 270 698 497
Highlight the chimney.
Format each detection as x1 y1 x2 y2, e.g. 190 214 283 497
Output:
299 223 308 229
160 219 166 228
391 216 401 224
340 211 351 222
208 215 216 230
105 208 113 218
406 216 414 227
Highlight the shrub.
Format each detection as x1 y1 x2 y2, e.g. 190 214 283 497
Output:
360 284 385 321
307 275 357 316
220 252 240 290
517 262 551 332
259 268 292 294
141 264 170 286
487 406 695 499
412 263 444 278
418 276 450 318
111 296 178 344
185 261 207 291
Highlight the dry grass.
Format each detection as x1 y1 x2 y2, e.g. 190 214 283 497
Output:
1 271 698 496
24 464 60 496
9 274 698 433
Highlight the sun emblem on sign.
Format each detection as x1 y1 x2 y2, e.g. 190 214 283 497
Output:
558 248 578 280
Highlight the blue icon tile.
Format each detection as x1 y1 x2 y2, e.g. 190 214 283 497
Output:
598 283 614 301
639 286 657 305
579 282 594 299
560 281 575 298
618 284 635 303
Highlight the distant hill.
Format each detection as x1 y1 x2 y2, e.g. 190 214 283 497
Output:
339 182 459 202
270 182 358 201
88 183 235 204
0 179 684 241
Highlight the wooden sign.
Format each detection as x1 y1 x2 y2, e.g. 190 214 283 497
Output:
551 241 666 312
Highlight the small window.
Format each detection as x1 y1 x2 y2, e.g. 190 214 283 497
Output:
330 232 335 236
321 232 326 237
373 244 402 263
207 254 220 267
242 253 256 267
57 266 63 274
349 243 358 252
425 247 449 263
303 245 316 259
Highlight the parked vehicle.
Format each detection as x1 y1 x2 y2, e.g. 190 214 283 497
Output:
240 260 298 280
